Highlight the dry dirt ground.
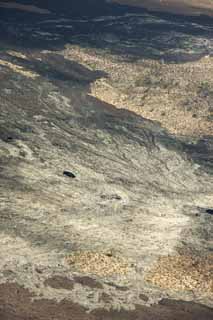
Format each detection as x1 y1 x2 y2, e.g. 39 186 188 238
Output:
65 45 213 137
0 2 213 319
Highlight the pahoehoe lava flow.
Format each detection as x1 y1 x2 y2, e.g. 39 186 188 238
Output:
0 1 213 319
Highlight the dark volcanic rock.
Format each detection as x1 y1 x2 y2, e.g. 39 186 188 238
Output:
44 276 74 290
0 283 212 320
2 0 213 16
0 0 119 17
74 276 103 289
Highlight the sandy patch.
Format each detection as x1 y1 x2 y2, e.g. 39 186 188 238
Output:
65 46 213 137
65 251 130 276
146 254 213 296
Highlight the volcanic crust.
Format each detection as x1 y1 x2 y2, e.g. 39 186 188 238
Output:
0 1 212 319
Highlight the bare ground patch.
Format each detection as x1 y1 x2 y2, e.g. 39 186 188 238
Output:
145 254 213 296
65 251 131 277
65 46 213 137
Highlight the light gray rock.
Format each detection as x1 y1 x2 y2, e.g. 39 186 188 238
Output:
0 51 212 310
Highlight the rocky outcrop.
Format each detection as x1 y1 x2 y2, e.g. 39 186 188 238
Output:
0 2 212 319
0 48 213 312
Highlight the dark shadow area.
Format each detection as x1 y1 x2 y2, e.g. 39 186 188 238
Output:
206 208 213 215
0 283 212 320
1 51 107 83
0 0 131 17
182 136 213 173
0 2 212 63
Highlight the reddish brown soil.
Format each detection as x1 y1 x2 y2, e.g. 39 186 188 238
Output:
0 283 212 320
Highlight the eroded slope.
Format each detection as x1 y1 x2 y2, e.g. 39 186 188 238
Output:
0 3 212 319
